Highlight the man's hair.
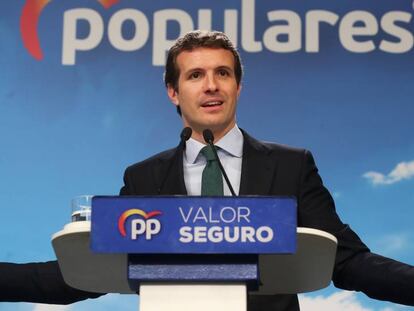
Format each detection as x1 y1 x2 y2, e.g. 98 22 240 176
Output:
164 30 243 92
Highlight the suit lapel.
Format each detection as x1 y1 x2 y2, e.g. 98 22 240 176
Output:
156 144 187 195
239 131 278 195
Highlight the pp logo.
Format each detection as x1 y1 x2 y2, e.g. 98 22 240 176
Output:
118 209 162 240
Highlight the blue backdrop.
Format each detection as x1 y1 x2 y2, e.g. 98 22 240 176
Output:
1 1 413 310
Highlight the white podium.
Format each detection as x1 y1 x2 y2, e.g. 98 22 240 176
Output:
52 222 337 311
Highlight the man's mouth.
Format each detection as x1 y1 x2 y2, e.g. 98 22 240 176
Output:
201 101 223 107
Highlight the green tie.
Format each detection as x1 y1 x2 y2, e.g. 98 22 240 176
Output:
200 145 224 196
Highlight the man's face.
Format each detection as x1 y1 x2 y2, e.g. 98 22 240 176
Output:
167 47 241 140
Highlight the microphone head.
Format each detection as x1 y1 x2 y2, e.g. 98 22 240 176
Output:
180 127 192 141
202 129 214 144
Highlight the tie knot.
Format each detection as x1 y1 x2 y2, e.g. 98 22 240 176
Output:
200 145 216 162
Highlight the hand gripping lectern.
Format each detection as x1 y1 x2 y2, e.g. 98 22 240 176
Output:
52 196 337 311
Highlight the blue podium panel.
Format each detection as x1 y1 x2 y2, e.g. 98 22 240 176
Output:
91 196 296 254
127 254 260 291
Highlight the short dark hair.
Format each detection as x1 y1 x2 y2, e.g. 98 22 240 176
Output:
164 30 243 92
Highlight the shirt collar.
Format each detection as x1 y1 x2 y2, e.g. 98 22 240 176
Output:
184 125 244 164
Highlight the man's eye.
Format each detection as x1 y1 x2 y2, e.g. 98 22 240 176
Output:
190 72 201 79
218 70 229 77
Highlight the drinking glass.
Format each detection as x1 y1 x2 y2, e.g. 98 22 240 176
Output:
71 195 93 222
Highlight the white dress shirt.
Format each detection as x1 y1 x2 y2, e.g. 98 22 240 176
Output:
183 125 243 196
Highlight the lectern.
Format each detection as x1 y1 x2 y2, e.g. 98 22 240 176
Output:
52 196 337 311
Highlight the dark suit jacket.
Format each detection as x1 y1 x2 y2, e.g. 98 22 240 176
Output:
1 131 413 309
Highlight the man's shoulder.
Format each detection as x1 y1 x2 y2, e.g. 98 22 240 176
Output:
120 146 181 195
261 140 306 154
243 130 308 158
125 147 177 173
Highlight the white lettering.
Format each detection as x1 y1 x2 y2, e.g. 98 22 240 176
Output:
179 226 192 243
198 9 211 30
241 226 255 242
131 219 146 240
224 226 240 243
306 10 339 52
339 11 378 53
237 206 251 223
153 9 194 66
208 208 220 223
179 207 193 223
179 206 251 223
256 226 274 242
207 226 223 243
220 207 237 223
241 0 262 52
131 218 160 240
263 10 301 52
179 226 273 243
224 10 238 47
108 9 149 51
193 226 207 242
193 207 208 223
145 219 161 239
59 6 414 65
380 11 413 53
62 9 104 65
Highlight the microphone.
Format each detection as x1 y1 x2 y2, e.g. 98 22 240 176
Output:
157 127 192 194
180 127 193 146
202 129 236 196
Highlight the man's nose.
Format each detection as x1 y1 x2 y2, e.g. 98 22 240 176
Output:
204 73 218 92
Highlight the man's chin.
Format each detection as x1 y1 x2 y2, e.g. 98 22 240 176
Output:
192 122 223 132
191 122 234 138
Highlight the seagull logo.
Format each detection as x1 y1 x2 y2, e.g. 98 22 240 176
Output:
20 0 120 60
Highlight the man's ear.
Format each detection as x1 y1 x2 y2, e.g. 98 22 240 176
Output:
167 84 179 107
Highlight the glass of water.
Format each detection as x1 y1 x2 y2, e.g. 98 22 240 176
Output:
71 195 93 222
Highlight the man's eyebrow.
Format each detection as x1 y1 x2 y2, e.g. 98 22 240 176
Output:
185 67 204 73
216 65 233 71
183 65 234 76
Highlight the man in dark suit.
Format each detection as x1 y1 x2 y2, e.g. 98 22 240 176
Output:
1 30 413 310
